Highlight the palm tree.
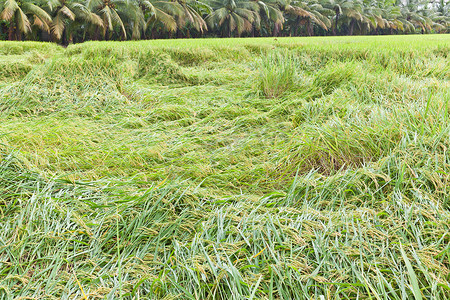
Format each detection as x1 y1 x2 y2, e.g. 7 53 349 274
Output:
325 0 367 35
250 0 283 36
43 0 75 43
206 0 260 37
273 0 330 36
0 0 449 40
396 0 441 33
306 1 332 35
73 0 134 40
72 0 104 40
0 0 52 40
175 0 209 35
141 0 184 38
360 0 404 35
433 0 450 32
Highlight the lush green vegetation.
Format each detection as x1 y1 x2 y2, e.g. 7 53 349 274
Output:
1 35 450 299
0 0 449 43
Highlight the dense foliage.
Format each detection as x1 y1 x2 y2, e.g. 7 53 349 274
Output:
0 0 449 42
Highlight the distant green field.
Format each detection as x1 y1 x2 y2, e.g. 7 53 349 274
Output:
0 35 449 299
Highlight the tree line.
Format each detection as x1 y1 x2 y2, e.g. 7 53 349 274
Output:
0 0 449 43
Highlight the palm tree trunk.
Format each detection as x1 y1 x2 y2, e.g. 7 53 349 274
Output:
93 26 100 40
151 28 156 39
8 24 14 40
273 23 280 37
16 27 22 41
349 19 355 35
62 27 68 46
333 13 340 35
307 19 313 36
294 17 300 36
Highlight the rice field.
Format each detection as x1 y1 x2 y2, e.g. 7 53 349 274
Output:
0 35 449 299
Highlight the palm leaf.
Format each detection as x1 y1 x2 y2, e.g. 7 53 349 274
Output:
16 8 31 33
23 2 52 22
60 5 75 21
152 8 177 31
33 15 50 31
1 0 19 21
110 7 126 38
52 12 65 39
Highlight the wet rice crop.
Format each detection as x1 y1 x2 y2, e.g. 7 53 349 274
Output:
0 35 449 299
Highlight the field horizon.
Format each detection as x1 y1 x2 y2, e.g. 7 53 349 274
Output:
0 35 449 299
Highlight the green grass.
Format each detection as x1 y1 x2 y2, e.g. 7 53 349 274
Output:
0 35 449 299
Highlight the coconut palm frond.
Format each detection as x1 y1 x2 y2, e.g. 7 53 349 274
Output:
16 8 31 33
60 5 75 20
52 12 65 39
1 0 19 20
